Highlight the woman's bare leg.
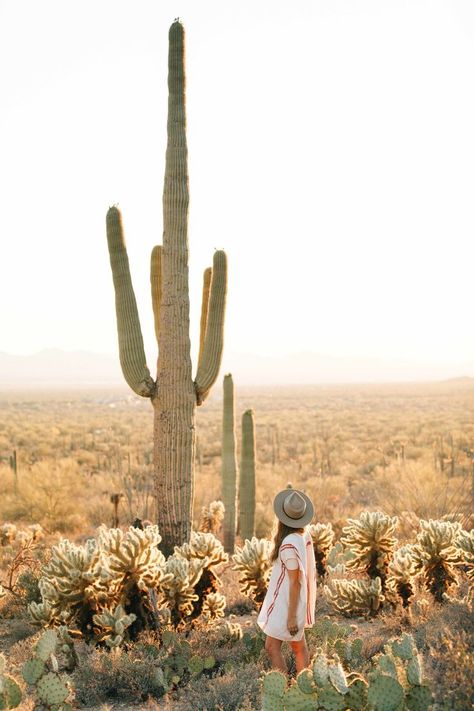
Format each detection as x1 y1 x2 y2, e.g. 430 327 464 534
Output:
290 637 309 672
265 636 287 672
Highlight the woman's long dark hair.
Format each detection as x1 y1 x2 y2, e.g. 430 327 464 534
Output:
270 520 304 562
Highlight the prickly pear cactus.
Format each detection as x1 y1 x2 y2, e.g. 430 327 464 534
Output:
0 653 22 710
261 670 286 711
21 629 73 710
367 674 404 711
232 536 272 605
341 511 398 589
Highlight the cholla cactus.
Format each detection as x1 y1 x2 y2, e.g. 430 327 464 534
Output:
98 524 170 590
455 528 474 581
160 555 203 624
325 576 384 616
174 531 228 620
198 500 225 535
341 511 398 588
232 537 272 605
30 524 172 639
31 537 109 635
0 523 17 546
175 531 228 568
201 591 226 620
214 620 243 645
308 522 335 579
387 544 421 608
412 519 461 602
93 604 137 649
0 652 22 709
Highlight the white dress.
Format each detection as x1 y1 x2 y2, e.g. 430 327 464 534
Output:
257 529 316 642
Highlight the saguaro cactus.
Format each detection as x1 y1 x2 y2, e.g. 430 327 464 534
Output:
239 409 256 541
222 374 238 552
106 21 227 554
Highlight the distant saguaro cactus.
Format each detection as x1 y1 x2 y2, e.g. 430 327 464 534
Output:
106 21 227 554
239 409 256 540
222 374 238 552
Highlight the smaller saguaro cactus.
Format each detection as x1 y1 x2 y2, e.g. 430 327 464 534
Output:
341 511 398 589
239 409 256 541
222 374 238 553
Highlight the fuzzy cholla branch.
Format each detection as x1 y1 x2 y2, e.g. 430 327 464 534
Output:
198 501 225 535
308 523 335 579
232 537 272 605
387 544 421 608
324 577 384 617
175 531 228 569
412 519 462 602
341 511 398 587
456 528 474 580
93 604 137 649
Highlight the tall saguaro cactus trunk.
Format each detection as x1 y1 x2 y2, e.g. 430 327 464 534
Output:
222 374 238 553
106 21 227 556
239 409 256 540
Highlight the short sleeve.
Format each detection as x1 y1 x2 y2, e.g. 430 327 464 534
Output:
280 544 299 570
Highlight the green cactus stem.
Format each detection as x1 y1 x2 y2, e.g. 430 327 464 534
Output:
106 21 227 554
239 409 256 541
222 374 238 552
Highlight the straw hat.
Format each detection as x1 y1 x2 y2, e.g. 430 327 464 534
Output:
273 487 314 528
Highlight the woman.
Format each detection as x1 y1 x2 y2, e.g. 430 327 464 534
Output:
257 487 316 673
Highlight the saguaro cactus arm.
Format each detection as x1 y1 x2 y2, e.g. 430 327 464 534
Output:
106 206 155 398
195 250 227 404
150 245 162 343
197 266 212 368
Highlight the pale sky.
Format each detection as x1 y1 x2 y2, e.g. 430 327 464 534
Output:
1 0 473 374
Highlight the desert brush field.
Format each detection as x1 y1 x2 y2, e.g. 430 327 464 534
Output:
0 379 473 710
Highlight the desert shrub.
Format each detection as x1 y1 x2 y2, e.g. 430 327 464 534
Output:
171 661 261 711
72 644 166 706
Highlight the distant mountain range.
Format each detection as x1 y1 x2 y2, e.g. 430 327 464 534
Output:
0 349 473 387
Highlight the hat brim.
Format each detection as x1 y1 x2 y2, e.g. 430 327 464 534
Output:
273 489 314 528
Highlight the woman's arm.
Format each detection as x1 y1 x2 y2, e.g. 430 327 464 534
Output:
287 567 301 635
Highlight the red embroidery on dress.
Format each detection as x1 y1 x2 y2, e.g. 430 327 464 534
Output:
264 564 286 626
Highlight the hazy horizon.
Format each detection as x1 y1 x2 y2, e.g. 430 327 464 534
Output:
1 0 473 371
1 347 473 387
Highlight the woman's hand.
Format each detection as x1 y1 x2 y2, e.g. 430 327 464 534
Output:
287 615 298 636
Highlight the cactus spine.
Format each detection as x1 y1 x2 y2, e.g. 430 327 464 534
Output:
106 21 227 554
239 408 256 541
222 374 238 552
